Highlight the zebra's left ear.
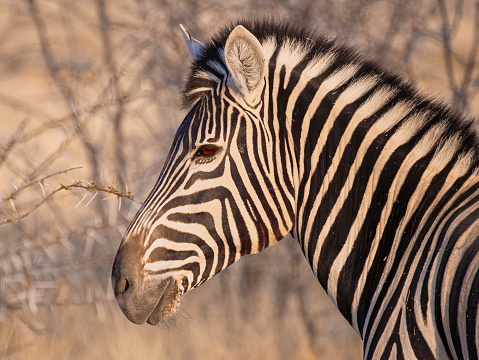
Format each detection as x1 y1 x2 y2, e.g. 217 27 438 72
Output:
180 24 206 62
224 25 265 96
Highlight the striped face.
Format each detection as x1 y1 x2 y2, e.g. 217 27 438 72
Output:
111 25 295 325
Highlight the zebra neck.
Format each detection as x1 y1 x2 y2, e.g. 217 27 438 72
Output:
277 63 479 336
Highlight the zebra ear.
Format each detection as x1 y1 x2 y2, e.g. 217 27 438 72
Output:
224 25 265 96
180 24 205 62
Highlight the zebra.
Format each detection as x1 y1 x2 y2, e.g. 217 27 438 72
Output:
111 19 479 359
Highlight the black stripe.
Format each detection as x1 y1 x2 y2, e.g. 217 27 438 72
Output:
148 247 198 262
466 265 479 357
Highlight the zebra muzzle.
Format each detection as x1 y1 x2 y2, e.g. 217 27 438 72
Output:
114 274 181 325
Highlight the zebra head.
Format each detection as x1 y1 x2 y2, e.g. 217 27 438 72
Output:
112 24 295 325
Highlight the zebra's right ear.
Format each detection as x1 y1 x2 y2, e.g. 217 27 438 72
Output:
180 24 205 62
224 25 265 96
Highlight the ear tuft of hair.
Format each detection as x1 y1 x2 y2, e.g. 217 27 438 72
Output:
224 25 265 96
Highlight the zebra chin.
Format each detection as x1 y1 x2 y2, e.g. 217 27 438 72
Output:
113 274 183 326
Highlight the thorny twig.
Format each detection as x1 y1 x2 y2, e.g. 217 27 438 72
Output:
1 178 141 226
1 165 140 226
59 180 141 204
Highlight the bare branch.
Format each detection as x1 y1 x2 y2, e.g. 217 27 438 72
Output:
96 0 127 189
0 117 30 169
457 0 479 112
437 0 458 96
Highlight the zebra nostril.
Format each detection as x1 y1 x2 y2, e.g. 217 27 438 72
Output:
116 278 130 295
112 239 142 299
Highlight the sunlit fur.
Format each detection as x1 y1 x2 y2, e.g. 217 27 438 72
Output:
114 19 479 359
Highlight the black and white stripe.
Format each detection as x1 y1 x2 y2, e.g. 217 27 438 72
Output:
112 19 479 359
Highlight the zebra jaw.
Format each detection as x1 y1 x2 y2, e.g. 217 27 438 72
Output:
145 277 183 325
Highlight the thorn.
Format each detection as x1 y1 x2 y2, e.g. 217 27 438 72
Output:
84 191 99 208
74 192 88 209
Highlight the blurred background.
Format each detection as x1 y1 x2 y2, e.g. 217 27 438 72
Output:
0 0 478 359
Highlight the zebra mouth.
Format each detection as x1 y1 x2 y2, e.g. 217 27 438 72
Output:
146 278 181 325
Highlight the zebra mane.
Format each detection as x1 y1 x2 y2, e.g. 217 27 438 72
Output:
181 19 479 166
182 18 345 107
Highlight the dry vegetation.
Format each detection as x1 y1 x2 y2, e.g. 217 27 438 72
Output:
0 0 478 359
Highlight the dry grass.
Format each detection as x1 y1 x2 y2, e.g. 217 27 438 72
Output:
1 237 362 360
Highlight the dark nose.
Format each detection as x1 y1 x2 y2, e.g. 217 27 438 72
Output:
111 240 142 305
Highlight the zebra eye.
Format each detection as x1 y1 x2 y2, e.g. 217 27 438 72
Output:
194 144 220 158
